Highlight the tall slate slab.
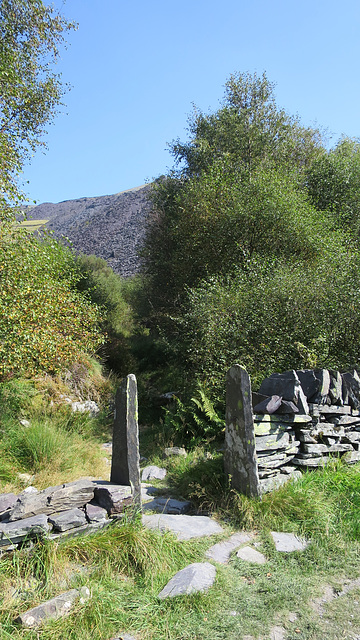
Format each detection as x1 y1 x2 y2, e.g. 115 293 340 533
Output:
110 374 141 506
224 365 260 497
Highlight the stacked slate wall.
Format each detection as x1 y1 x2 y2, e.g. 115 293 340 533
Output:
253 368 360 492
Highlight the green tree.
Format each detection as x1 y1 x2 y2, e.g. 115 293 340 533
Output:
0 0 75 219
142 73 326 316
306 137 360 235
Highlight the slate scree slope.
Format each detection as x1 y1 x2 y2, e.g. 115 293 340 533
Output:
24 184 153 277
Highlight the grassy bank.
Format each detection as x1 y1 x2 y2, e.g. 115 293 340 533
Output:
0 374 360 639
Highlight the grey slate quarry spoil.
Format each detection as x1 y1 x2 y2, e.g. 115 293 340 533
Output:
158 562 216 599
26 184 153 277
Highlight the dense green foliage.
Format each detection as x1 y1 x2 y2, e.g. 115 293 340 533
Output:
75 254 141 374
140 72 360 417
0 228 104 379
0 0 75 217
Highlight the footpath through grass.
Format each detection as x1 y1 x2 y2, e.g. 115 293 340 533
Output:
0 378 360 639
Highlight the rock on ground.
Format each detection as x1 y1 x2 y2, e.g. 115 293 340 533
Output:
142 514 223 540
158 562 216 599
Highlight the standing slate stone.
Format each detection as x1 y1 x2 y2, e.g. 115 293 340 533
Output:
224 365 260 497
110 374 141 506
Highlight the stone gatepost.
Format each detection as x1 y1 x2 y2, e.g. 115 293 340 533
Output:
224 364 260 497
110 374 141 507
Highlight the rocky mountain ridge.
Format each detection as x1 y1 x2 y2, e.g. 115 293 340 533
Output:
25 184 153 277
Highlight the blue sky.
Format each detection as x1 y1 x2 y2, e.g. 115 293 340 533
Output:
21 0 360 204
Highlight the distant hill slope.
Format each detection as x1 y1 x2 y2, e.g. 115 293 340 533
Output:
26 184 153 277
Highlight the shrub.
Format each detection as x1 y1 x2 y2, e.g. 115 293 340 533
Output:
0 228 104 379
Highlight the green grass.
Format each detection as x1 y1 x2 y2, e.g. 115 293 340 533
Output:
16 219 49 232
1 376 360 638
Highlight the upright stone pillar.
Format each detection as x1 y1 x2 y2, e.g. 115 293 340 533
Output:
224 365 260 497
110 374 141 506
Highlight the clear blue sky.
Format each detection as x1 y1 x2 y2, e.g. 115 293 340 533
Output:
21 0 360 204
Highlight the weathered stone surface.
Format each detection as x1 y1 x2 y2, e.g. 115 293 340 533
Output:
158 562 216 599
309 404 351 416
0 493 17 519
297 386 309 415
253 395 282 414
255 431 290 452
0 514 50 546
256 452 287 469
142 497 191 515
329 370 343 405
224 365 260 497
48 520 110 541
292 456 328 467
303 443 353 455
295 369 319 399
85 503 108 523
259 370 301 404
302 443 329 455
15 586 90 628
236 546 267 564
110 635 137 640
205 532 254 564
141 465 167 481
308 369 330 404
275 400 299 414
142 514 223 540
48 508 87 532
94 483 132 514
343 432 360 444
329 415 360 426
254 422 292 436
254 413 312 424
8 479 94 522
342 450 360 464
258 468 278 478
310 425 345 438
111 374 141 506
271 531 309 552
298 430 318 444
259 471 301 493
163 447 187 458
342 370 360 410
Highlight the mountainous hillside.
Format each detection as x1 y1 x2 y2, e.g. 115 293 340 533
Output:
25 184 153 277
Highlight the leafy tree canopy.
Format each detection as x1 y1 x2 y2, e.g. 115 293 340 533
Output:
0 0 75 219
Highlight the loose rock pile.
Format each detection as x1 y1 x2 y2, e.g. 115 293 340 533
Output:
253 368 360 490
0 479 134 552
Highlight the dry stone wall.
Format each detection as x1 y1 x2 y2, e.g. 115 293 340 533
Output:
225 366 360 495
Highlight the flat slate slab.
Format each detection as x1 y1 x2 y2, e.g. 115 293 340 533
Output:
0 513 50 546
236 546 267 564
205 531 254 564
158 562 216 599
8 479 94 521
15 586 90 628
142 514 224 540
142 497 191 515
48 508 87 532
271 531 309 552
